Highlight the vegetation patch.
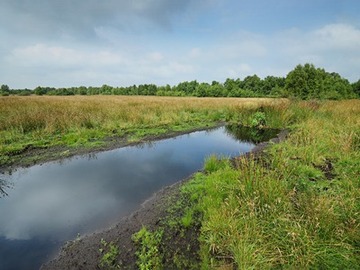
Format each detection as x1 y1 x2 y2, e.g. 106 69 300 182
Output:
132 226 164 270
98 239 121 269
185 100 360 269
0 96 278 168
3 63 359 99
1 94 359 269
131 100 360 269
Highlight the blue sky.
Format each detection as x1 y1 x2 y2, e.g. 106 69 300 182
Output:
1 0 359 88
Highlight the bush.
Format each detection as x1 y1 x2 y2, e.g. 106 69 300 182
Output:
250 111 266 128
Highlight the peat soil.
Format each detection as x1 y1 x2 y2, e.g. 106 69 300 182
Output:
41 129 288 270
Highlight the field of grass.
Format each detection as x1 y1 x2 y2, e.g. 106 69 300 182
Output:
132 100 360 269
0 95 278 166
1 96 359 268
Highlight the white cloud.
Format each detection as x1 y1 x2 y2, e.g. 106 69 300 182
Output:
2 16 360 88
8 44 128 68
274 23 360 81
314 23 360 50
189 47 202 58
216 32 268 60
148 52 165 62
226 64 252 77
10 44 81 67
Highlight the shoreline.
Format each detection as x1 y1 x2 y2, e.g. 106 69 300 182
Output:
0 123 222 173
41 129 288 270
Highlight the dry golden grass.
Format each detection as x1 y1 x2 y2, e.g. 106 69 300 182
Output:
0 95 281 160
0 96 277 133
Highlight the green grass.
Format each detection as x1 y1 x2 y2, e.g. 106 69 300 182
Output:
132 226 164 270
2 96 359 268
98 239 121 269
132 99 360 269
0 95 277 166
196 100 360 269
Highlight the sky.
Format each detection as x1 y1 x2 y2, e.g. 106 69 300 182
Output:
0 0 359 89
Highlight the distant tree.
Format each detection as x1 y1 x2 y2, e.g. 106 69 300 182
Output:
242 75 262 94
156 84 172 96
352 79 360 98
1 84 10 92
285 63 354 99
17 89 32 96
195 83 210 97
174 80 198 96
87 86 100 95
137 84 157 95
146 84 158 95
207 83 226 97
0 84 10 96
224 78 241 94
100 84 113 95
76 86 88 95
262 76 285 96
320 72 353 99
285 64 314 98
34 86 54 95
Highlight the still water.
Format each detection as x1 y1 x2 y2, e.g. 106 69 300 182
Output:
0 126 277 270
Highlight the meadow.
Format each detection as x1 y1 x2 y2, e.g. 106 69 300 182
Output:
0 95 278 166
131 99 360 269
1 96 359 269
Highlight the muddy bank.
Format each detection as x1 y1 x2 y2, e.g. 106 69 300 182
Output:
41 129 288 270
42 178 186 270
0 124 220 173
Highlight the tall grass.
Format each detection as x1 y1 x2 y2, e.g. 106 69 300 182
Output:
179 100 360 269
0 96 278 163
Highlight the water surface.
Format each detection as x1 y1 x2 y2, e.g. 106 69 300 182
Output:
0 126 276 270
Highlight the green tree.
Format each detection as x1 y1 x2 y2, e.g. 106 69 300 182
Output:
285 64 314 98
208 83 226 97
76 86 88 95
195 83 210 97
1 84 10 92
34 86 53 95
351 79 360 98
262 76 285 96
224 78 241 95
285 63 353 99
174 80 198 96
100 84 113 95
0 84 10 96
243 75 262 94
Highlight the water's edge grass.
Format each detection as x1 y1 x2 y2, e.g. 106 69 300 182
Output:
131 99 360 269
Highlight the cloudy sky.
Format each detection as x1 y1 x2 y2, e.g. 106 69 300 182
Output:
1 0 359 89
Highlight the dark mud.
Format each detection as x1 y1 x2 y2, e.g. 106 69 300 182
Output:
41 129 288 270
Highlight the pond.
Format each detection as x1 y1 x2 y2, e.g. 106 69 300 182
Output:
0 125 278 270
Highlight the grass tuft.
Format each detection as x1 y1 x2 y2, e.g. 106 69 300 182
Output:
178 99 360 269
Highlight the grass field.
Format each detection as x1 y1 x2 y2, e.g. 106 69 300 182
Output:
0 95 278 166
132 99 360 269
1 96 359 268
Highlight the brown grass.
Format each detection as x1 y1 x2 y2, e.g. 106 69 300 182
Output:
0 95 280 158
0 96 277 132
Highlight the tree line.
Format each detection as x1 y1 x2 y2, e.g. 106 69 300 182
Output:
1 64 359 99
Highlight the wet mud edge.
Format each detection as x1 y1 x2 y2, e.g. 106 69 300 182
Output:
0 124 223 173
41 129 289 270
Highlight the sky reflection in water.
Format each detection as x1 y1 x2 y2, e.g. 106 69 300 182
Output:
0 126 258 270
